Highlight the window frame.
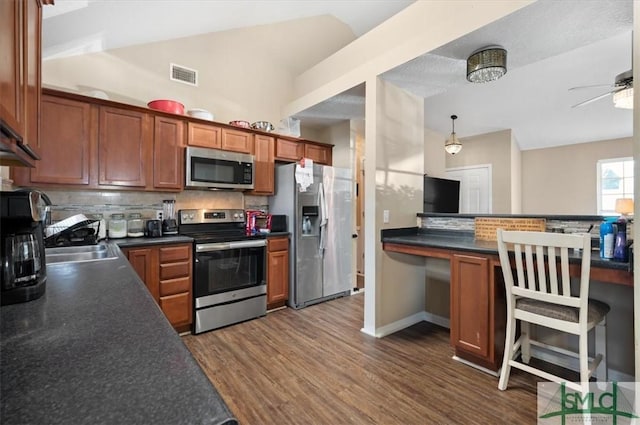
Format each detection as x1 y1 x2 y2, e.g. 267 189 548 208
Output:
596 156 634 215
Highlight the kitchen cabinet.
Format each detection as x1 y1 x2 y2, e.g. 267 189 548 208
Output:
304 142 332 165
0 0 46 167
153 116 184 190
267 236 289 310
123 243 193 333
187 122 221 149
249 134 275 195
275 137 333 165
99 106 152 188
13 95 93 186
450 253 504 370
221 127 254 154
274 138 303 162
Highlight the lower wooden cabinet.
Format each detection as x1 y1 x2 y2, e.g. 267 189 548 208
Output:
123 243 193 333
267 236 289 310
450 253 505 370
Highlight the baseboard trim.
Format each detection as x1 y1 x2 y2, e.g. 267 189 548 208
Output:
421 312 450 329
369 312 426 338
453 355 500 377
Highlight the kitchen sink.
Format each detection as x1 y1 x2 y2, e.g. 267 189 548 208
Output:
45 242 119 265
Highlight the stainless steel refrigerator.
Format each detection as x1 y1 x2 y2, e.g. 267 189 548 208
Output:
269 163 353 309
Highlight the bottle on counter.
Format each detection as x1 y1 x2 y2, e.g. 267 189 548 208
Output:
127 213 144 238
599 218 615 259
108 213 127 239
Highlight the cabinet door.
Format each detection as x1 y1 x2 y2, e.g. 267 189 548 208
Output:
275 138 302 161
0 1 22 136
250 134 274 195
267 237 289 309
23 0 42 149
28 95 92 185
304 143 332 165
159 292 191 328
221 128 254 154
125 247 159 302
153 116 184 190
187 122 221 149
99 107 152 187
450 254 490 358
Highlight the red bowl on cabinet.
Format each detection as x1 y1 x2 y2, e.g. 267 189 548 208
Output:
147 99 185 115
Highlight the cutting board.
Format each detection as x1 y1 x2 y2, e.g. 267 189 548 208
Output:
475 217 546 241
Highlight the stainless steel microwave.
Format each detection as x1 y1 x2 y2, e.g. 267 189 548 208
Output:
185 146 254 190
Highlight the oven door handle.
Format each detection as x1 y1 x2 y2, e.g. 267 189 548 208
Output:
196 239 266 252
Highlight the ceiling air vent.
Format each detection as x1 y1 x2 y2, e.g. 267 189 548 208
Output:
170 63 198 86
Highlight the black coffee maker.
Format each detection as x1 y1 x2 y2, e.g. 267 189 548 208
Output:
1 190 48 305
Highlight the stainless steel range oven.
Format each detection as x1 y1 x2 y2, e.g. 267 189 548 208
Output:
179 209 266 334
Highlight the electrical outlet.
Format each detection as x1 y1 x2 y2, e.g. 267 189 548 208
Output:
156 210 163 220
383 210 390 224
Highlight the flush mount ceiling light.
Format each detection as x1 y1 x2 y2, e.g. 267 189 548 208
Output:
444 115 462 155
466 47 507 83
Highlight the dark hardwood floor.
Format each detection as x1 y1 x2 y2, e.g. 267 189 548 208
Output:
182 293 544 424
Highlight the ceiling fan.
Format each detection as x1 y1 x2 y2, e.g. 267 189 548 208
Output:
570 69 633 109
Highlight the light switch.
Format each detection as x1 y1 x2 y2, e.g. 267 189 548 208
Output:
383 210 390 223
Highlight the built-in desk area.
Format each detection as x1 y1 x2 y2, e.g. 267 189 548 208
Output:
381 213 633 375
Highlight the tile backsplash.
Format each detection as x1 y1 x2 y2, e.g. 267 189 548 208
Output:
43 189 267 221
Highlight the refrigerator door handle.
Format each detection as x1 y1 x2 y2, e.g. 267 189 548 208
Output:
318 182 328 256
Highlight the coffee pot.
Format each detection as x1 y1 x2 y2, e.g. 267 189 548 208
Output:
1 191 48 305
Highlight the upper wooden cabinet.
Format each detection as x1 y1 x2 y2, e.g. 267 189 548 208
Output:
98 107 152 187
249 134 275 195
221 127 254 154
187 122 221 149
28 95 93 186
0 0 44 166
304 142 332 165
275 138 333 165
10 89 334 190
153 116 184 190
275 138 303 162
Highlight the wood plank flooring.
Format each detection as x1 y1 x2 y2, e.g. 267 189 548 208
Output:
182 293 546 424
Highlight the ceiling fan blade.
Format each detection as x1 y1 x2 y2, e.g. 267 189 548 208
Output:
572 91 614 108
568 83 614 91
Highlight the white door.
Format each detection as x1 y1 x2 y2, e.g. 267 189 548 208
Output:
445 165 492 213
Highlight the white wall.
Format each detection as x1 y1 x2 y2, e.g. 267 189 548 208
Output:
363 78 425 335
43 16 356 126
521 137 632 214
446 129 514 214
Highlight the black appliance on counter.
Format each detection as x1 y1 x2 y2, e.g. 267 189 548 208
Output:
178 209 266 334
1 191 47 305
423 175 461 213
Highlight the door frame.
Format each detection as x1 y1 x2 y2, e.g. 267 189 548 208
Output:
445 163 493 214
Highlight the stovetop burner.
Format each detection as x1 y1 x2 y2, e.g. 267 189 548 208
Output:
178 208 264 243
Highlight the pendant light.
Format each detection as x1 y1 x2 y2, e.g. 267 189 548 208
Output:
445 115 462 155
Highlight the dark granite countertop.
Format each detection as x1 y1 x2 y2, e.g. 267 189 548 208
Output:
381 227 631 272
0 244 237 425
417 212 614 221
113 235 194 248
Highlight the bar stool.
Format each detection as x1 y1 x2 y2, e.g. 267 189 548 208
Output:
496 229 609 393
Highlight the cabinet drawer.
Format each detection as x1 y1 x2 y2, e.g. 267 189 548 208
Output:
160 276 191 297
268 237 288 252
160 245 191 263
160 261 191 280
159 292 191 326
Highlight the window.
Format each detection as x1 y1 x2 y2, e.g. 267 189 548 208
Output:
597 157 633 215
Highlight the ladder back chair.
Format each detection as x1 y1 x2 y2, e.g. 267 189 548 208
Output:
496 229 609 393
